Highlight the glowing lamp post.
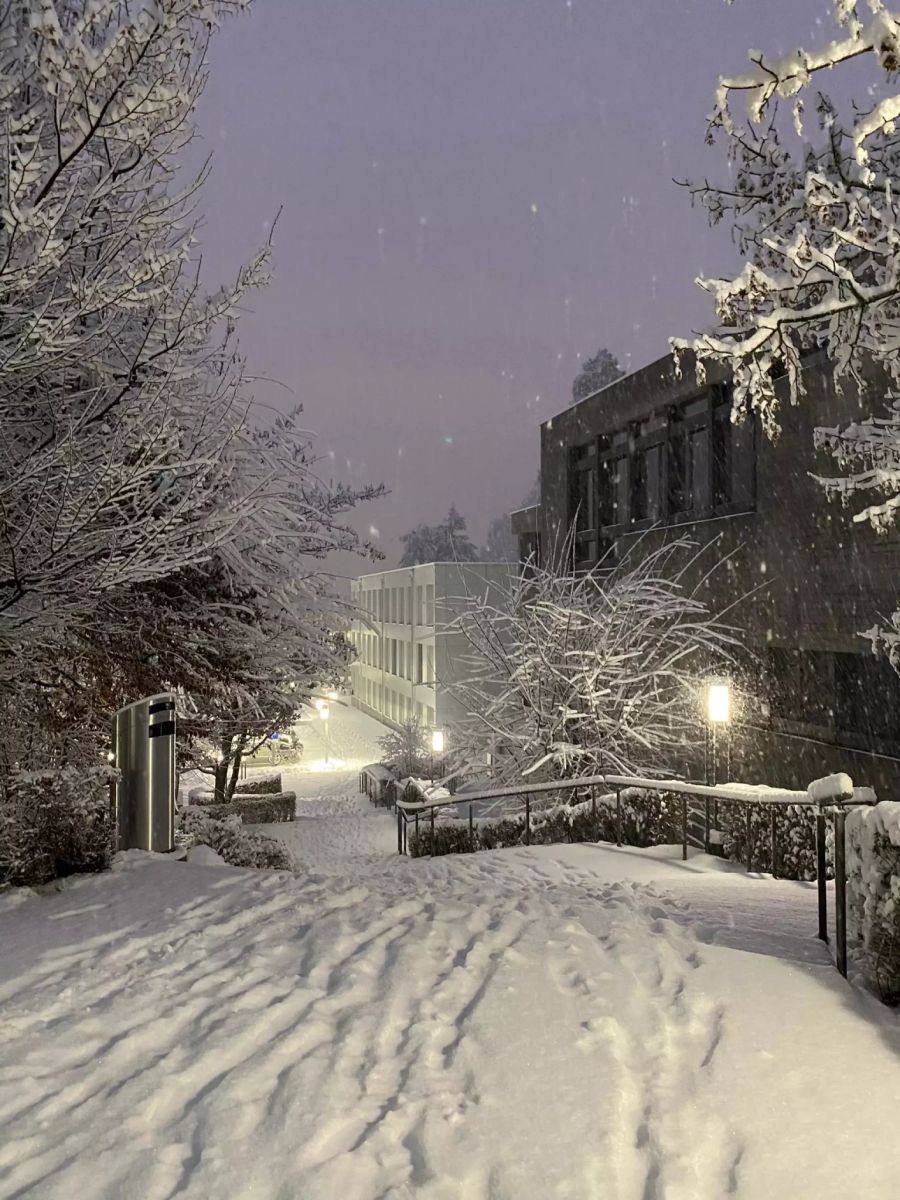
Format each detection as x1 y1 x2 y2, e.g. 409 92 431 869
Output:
431 728 445 781
701 678 732 855
703 678 732 786
706 682 731 725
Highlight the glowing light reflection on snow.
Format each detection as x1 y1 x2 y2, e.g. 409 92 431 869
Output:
304 758 346 773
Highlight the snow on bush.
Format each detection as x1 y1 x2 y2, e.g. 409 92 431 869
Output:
178 807 296 873
195 793 296 824
847 802 900 1005
186 844 228 868
408 789 681 858
377 720 430 779
0 767 116 886
234 773 283 796
449 537 735 785
723 803 823 881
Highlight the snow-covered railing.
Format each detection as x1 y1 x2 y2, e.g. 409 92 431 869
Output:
394 770 872 981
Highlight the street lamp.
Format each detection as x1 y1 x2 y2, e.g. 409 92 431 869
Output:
431 728 445 781
706 681 731 725
701 678 732 856
703 678 732 785
319 702 330 763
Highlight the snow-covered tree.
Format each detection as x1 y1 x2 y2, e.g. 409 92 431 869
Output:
0 2 383 873
0 0 271 665
570 348 624 406
672 1 900 432
398 504 479 565
672 0 900 678
377 719 430 778
44 411 376 796
448 539 736 785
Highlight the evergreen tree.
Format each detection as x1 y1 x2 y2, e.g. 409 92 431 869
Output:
570 348 625 406
399 505 479 565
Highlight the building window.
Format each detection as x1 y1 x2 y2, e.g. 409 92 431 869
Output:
630 415 665 523
518 531 541 568
834 652 900 751
568 385 756 559
569 442 599 562
768 648 834 727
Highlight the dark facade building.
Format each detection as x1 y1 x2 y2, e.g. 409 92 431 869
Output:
512 350 900 797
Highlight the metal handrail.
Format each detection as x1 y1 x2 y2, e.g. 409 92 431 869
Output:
396 773 822 813
392 769 871 982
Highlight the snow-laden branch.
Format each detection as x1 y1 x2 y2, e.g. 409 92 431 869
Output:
673 2 900 427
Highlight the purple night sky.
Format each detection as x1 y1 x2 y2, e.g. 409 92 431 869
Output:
194 0 826 572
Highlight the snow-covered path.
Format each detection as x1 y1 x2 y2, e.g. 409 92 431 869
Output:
252 700 399 869
1 702 898 1199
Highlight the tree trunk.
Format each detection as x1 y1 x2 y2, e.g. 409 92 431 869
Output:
214 737 230 802
226 735 246 801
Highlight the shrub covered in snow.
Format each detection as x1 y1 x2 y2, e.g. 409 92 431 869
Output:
196 793 296 824
408 789 681 858
722 803 823 881
0 767 116 886
178 807 296 872
378 720 430 779
234 773 283 796
847 803 900 1006
448 537 735 785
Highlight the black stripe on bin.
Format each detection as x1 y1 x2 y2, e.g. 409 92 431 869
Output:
148 720 176 738
149 701 175 715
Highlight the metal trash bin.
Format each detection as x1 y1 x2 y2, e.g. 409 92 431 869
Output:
113 693 176 852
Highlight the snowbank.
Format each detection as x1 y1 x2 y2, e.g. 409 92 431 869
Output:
846 802 900 1002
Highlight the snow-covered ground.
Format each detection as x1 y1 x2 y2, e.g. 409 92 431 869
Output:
1 701 898 1199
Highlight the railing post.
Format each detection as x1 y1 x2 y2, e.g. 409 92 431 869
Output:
704 797 710 855
615 788 622 847
681 795 687 861
430 807 435 857
745 806 752 872
397 808 403 855
770 808 778 878
816 811 828 943
591 784 597 831
834 808 848 978
469 803 474 846
525 793 531 846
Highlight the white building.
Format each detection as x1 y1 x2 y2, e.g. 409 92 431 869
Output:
348 561 513 733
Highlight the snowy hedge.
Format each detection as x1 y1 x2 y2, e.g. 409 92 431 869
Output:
847 803 900 1006
0 766 116 886
186 788 295 823
233 772 283 796
199 793 295 824
178 807 296 872
722 803 823 881
408 788 681 858
187 772 283 805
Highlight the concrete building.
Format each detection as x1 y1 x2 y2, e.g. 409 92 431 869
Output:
349 562 514 734
513 349 900 795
